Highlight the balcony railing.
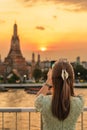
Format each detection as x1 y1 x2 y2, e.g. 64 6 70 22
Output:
0 107 87 130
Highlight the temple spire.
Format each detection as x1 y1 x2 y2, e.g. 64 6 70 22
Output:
13 22 17 37
7 23 21 56
37 53 40 63
0 54 1 63
32 52 35 63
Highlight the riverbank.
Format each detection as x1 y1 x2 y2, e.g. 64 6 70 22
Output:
0 83 43 89
0 83 87 89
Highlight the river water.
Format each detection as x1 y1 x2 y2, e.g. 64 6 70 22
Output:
0 88 87 130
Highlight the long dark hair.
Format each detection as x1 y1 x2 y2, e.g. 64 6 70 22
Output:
51 60 75 120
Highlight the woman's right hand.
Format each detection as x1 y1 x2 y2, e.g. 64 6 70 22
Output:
46 69 53 86
36 69 53 96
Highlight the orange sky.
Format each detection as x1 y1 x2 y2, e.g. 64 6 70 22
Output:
0 0 87 62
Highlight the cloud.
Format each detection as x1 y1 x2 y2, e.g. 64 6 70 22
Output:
0 11 19 15
53 15 57 19
17 0 35 7
17 0 87 11
35 26 45 30
57 1 87 12
57 0 87 12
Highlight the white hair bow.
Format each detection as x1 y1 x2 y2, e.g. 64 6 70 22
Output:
61 69 69 80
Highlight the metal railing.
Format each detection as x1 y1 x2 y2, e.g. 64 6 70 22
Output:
0 107 86 130
81 107 87 130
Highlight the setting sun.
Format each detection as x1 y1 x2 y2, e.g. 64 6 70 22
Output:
40 47 47 52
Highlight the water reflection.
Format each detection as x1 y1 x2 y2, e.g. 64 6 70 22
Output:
0 89 36 107
0 88 87 107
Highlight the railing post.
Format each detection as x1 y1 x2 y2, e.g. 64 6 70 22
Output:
16 112 17 130
29 112 30 130
2 112 4 130
41 114 43 130
81 112 83 130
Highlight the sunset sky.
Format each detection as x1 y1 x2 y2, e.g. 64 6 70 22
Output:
0 0 87 62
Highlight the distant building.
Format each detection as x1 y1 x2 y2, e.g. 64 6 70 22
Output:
31 53 41 74
76 56 80 65
35 53 41 68
0 23 30 81
0 54 1 63
82 61 87 69
30 52 36 78
31 53 54 77
41 60 50 71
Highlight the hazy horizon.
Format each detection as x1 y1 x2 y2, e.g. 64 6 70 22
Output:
1 49 86 63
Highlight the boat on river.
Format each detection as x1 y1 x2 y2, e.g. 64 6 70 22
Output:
26 90 37 94
25 86 41 94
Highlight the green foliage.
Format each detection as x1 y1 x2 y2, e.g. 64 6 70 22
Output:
73 64 87 82
33 68 42 82
8 73 20 83
0 76 4 83
42 70 48 81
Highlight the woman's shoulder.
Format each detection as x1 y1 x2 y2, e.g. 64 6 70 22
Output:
71 95 84 110
34 94 52 112
72 95 84 102
35 94 52 102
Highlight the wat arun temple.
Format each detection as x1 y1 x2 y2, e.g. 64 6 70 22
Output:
0 23 31 81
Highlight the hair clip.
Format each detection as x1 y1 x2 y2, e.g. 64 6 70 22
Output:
61 69 69 80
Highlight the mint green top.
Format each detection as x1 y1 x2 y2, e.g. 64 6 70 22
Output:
35 94 84 130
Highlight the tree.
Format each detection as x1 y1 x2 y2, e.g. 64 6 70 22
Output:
33 68 42 82
73 64 87 82
42 70 48 81
0 76 4 83
8 73 20 83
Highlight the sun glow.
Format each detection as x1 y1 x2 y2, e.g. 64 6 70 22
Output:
40 47 47 52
